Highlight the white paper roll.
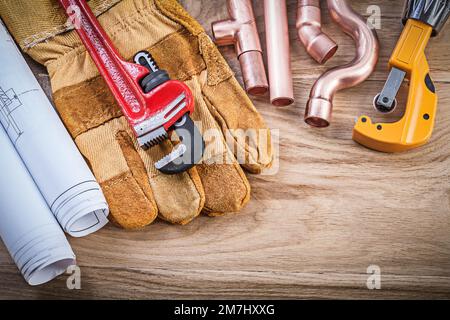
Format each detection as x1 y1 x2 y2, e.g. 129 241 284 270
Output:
0 20 109 237
0 126 76 286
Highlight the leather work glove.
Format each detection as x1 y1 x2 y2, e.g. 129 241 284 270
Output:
0 0 272 228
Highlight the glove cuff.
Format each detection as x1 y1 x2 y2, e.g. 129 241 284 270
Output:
154 0 205 36
155 0 234 86
0 0 120 53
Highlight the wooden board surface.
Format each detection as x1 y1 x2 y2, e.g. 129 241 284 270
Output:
1 0 449 299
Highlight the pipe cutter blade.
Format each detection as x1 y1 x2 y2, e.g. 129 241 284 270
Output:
353 0 449 153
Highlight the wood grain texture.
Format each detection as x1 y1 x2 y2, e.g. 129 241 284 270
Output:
1 0 449 299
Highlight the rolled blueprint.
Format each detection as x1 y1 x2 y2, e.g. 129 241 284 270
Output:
0 20 109 237
0 126 76 285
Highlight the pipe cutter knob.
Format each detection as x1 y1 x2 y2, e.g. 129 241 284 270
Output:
403 0 450 36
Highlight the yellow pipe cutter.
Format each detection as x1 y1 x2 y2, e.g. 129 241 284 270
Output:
353 0 449 153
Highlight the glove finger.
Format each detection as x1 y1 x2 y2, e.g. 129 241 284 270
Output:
153 0 273 174
145 26 252 215
202 73 273 174
74 117 158 229
6 0 208 225
183 73 251 215
196 163 251 216
132 133 205 225
54 73 205 226
51 0 251 220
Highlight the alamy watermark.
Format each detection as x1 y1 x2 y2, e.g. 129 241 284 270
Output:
367 5 382 30
162 124 280 175
66 5 82 30
366 265 382 290
66 265 81 290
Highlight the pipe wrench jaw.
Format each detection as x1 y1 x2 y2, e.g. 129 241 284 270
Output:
154 114 206 175
133 51 204 175
58 0 204 174
132 83 205 175
132 81 194 149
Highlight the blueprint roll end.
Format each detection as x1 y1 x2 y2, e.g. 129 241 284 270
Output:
27 258 76 286
52 181 109 237
12 228 75 286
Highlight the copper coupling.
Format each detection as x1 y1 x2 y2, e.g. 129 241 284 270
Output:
304 0 379 127
212 0 269 96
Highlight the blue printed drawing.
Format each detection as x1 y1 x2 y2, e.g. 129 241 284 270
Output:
0 86 24 143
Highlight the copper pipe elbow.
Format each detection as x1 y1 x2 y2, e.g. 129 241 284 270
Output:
305 0 379 127
296 0 338 64
264 0 295 106
212 0 269 96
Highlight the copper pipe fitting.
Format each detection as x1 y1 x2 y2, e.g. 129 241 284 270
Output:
296 0 338 64
264 0 294 106
212 0 269 96
304 0 379 127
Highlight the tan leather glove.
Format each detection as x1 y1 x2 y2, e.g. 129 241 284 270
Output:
0 0 272 228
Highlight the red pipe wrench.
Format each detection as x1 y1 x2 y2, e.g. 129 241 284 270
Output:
59 0 204 174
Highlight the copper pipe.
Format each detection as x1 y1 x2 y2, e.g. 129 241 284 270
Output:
264 0 294 106
212 0 269 96
296 0 338 64
304 0 379 127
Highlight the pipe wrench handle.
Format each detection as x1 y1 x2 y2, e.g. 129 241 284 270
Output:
58 0 149 124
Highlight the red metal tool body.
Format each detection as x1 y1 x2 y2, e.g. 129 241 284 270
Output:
59 0 193 135
59 0 203 174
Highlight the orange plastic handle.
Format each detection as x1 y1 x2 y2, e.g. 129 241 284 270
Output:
353 19 437 153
